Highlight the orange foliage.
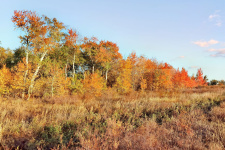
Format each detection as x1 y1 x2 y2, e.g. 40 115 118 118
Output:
97 41 122 64
81 37 100 73
65 29 78 48
83 72 106 97
158 63 174 89
143 59 158 90
140 77 147 91
0 65 12 95
9 10 210 98
172 68 200 89
196 68 207 86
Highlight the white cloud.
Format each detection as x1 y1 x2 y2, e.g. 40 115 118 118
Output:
193 39 219 47
193 41 209 47
209 10 222 27
208 39 219 45
208 48 225 57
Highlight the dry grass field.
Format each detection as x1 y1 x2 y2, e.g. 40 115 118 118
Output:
0 86 225 149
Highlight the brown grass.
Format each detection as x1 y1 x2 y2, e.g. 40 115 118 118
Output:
0 87 225 149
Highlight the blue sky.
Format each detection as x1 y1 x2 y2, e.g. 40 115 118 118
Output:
1 0 225 80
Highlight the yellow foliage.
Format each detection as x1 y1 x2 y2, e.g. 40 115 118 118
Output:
69 74 84 95
33 66 70 97
11 59 33 97
53 69 70 96
0 65 12 95
83 72 106 97
140 77 147 91
33 77 50 97
115 59 132 94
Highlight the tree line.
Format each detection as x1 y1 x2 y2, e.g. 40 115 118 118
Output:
0 10 208 100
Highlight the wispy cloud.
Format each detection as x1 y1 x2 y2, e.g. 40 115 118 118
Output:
208 48 225 52
193 39 219 47
209 10 222 27
208 48 225 57
179 56 185 58
209 14 219 19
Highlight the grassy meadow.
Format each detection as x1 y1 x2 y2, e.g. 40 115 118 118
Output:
1 3 225 150
0 86 225 149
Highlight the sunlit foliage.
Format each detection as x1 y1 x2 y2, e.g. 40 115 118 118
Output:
0 10 210 99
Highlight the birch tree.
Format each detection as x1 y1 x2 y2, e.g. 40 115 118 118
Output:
13 11 65 100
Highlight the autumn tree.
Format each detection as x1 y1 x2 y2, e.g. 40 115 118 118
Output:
81 37 100 74
29 16 65 99
189 75 197 88
12 10 37 99
97 41 122 82
0 65 12 96
127 52 147 90
8 10 210 98
65 29 79 79
172 68 190 89
143 59 158 90
11 58 33 97
115 59 132 93
196 68 206 86
13 10 65 100
158 63 174 90
83 72 106 97
46 46 72 97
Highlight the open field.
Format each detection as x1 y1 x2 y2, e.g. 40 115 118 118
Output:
1 2 225 150
0 86 225 149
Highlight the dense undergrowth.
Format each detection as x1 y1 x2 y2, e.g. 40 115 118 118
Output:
1 86 225 149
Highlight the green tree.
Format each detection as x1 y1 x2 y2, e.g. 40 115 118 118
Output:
209 79 218 85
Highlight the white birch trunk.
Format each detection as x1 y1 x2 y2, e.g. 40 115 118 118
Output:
27 50 48 100
22 46 29 99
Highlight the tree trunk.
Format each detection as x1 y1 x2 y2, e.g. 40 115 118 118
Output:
72 51 76 78
22 47 29 99
106 69 108 82
81 66 85 79
27 50 48 100
92 65 94 74
65 60 68 80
